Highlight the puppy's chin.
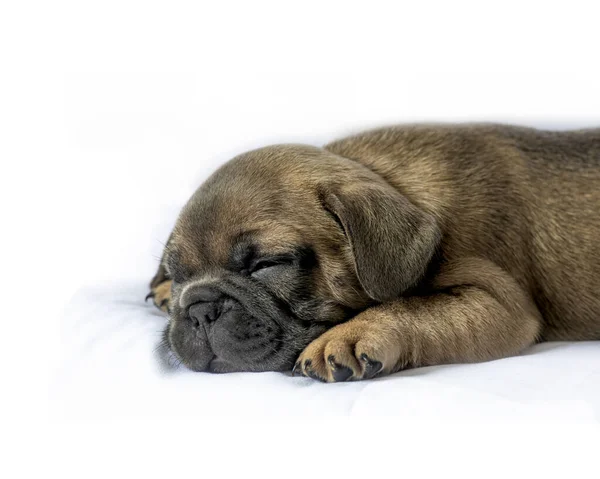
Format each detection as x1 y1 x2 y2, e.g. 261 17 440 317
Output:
154 326 211 373
207 357 246 374
164 320 214 372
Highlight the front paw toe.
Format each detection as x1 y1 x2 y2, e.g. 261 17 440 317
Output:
303 360 326 382
327 355 354 382
294 321 394 382
359 353 384 379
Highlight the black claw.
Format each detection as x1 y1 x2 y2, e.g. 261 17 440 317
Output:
159 298 169 309
145 292 155 302
360 353 383 379
291 361 302 377
303 360 325 382
327 355 353 382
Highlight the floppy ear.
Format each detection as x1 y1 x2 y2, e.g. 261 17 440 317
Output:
320 183 441 302
150 232 173 288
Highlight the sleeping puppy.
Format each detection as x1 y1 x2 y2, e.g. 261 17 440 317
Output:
147 124 600 382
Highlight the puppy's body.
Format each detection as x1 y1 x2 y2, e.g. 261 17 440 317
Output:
149 124 600 381
326 125 600 341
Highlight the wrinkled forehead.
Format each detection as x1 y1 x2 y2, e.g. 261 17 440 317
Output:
170 217 306 272
167 147 327 275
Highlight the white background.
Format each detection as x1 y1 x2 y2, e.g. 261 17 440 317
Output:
2 0 600 477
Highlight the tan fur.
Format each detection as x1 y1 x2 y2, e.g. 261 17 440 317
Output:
296 257 543 380
325 125 600 339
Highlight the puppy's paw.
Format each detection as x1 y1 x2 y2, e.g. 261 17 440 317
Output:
292 320 399 382
146 280 172 313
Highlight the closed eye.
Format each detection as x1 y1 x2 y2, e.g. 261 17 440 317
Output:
250 255 296 274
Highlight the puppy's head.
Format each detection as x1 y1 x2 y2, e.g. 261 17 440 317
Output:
160 145 440 373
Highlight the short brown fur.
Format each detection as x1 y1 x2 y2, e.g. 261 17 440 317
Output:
150 124 600 381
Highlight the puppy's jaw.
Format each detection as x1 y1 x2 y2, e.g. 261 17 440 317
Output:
164 272 333 373
165 319 213 372
165 315 328 374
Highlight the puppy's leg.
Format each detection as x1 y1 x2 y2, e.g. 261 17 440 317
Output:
294 258 543 382
146 263 172 313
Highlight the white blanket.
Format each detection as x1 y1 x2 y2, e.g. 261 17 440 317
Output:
50 282 600 421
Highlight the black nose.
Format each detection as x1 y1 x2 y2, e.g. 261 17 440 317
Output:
188 301 221 327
